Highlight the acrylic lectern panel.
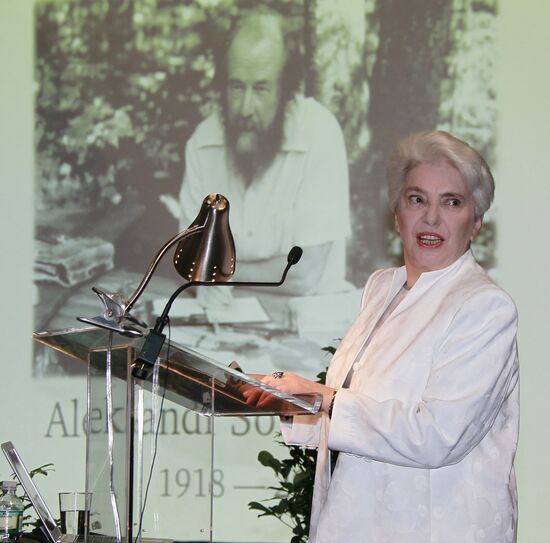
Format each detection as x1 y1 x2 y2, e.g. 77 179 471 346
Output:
34 326 322 417
85 346 214 541
33 326 321 542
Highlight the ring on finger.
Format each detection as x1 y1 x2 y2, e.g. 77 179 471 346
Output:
272 371 284 379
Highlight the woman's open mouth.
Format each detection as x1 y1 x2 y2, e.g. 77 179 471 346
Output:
416 232 444 248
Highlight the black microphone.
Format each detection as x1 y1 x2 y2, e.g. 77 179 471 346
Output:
287 246 303 265
132 246 303 379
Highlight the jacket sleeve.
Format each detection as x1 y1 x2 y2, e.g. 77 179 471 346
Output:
327 289 519 468
280 413 323 449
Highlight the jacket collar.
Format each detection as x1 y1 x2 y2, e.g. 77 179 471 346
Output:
384 249 475 311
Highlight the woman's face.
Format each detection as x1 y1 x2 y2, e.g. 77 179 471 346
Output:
395 161 482 286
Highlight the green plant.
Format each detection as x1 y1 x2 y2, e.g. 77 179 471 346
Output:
249 352 333 543
249 442 317 543
3 463 55 531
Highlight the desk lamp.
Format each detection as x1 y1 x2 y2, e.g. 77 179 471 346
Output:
78 193 236 339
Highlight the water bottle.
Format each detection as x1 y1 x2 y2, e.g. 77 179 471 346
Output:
0 481 23 542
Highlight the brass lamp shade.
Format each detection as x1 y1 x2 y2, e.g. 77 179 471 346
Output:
173 193 236 282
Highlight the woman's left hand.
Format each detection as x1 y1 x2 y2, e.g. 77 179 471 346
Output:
246 372 335 413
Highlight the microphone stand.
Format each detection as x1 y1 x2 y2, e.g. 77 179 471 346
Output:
132 247 303 379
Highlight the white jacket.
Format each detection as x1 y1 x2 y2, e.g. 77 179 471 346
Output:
283 251 519 543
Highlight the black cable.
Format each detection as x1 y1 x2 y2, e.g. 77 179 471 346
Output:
134 317 171 543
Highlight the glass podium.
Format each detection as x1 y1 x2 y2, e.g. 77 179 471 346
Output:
34 326 321 542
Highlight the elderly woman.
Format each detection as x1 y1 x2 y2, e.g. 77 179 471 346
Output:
260 131 519 543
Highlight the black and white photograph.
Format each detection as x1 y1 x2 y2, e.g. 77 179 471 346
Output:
33 0 497 377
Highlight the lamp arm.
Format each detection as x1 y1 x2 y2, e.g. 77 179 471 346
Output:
124 223 204 314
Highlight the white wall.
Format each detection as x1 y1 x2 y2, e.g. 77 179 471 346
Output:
0 0 89 514
496 1 550 540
